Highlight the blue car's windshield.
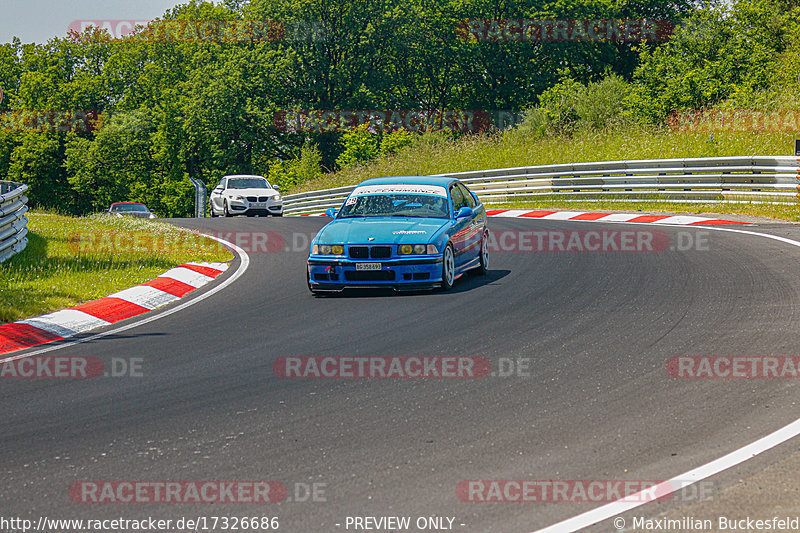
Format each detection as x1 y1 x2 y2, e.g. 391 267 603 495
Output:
338 194 449 219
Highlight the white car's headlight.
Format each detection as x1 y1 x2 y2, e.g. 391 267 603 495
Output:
231 195 244 201
274 194 282 201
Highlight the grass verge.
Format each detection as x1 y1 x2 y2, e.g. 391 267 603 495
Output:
293 125 800 193
289 124 800 222
0 212 233 324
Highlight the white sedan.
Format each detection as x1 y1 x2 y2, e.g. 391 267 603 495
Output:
210 175 283 217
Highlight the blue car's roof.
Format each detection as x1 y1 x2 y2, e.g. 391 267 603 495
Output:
356 176 456 188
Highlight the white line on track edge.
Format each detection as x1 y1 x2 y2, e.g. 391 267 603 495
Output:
0 233 250 362
530 223 800 533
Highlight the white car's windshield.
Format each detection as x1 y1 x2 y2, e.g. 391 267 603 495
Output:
228 178 270 189
111 204 149 212
338 194 449 219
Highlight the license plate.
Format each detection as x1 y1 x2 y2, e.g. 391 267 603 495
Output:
356 262 382 271
250 202 266 208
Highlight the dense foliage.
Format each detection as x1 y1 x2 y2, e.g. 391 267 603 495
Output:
0 0 796 216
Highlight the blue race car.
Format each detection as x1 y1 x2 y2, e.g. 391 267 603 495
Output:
307 176 489 293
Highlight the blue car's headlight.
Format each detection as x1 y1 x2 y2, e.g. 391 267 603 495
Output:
398 244 437 255
312 244 344 255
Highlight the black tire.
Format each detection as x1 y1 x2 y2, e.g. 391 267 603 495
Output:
475 231 489 275
224 201 231 217
440 243 455 291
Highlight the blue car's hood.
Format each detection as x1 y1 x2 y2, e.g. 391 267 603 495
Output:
316 217 450 245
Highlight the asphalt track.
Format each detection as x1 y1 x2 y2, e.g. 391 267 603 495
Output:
2 216 800 533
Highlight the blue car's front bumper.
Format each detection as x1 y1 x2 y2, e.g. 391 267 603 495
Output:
307 255 443 291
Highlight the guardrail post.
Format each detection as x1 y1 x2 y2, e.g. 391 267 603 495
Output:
0 181 30 264
188 176 207 218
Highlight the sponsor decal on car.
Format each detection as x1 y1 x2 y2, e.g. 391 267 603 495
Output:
350 184 447 197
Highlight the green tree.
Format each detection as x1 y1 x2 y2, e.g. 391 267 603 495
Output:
336 126 379 169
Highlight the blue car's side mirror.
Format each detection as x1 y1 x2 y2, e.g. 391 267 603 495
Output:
325 208 338 218
455 206 473 219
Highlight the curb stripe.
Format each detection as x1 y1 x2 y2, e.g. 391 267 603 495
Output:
157 266 216 288
569 212 609 221
20 310 111 338
487 210 751 226
143 277 196 297
540 211 587 220
688 219 747 226
520 210 557 218
627 215 671 223
186 261 228 272
181 263 224 277
649 215 706 225
0 262 229 357
108 285 179 310
0 323 63 353
73 298 150 324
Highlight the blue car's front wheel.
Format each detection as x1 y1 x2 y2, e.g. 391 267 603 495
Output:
476 230 489 275
440 243 455 291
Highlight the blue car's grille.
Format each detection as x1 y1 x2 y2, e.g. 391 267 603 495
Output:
370 246 391 259
349 246 369 259
348 245 392 259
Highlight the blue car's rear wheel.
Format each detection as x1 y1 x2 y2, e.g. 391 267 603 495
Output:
440 243 455 291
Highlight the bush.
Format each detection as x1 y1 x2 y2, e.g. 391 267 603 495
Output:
379 129 414 157
335 125 379 169
268 141 323 191
516 73 631 136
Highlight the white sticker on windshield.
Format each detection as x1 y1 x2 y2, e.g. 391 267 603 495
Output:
351 184 447 197
345 196 358 206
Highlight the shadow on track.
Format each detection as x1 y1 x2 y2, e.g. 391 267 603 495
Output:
311 269 510 298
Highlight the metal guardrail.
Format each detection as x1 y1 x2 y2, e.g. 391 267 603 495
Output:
282 156 800 215
0 181 29 264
